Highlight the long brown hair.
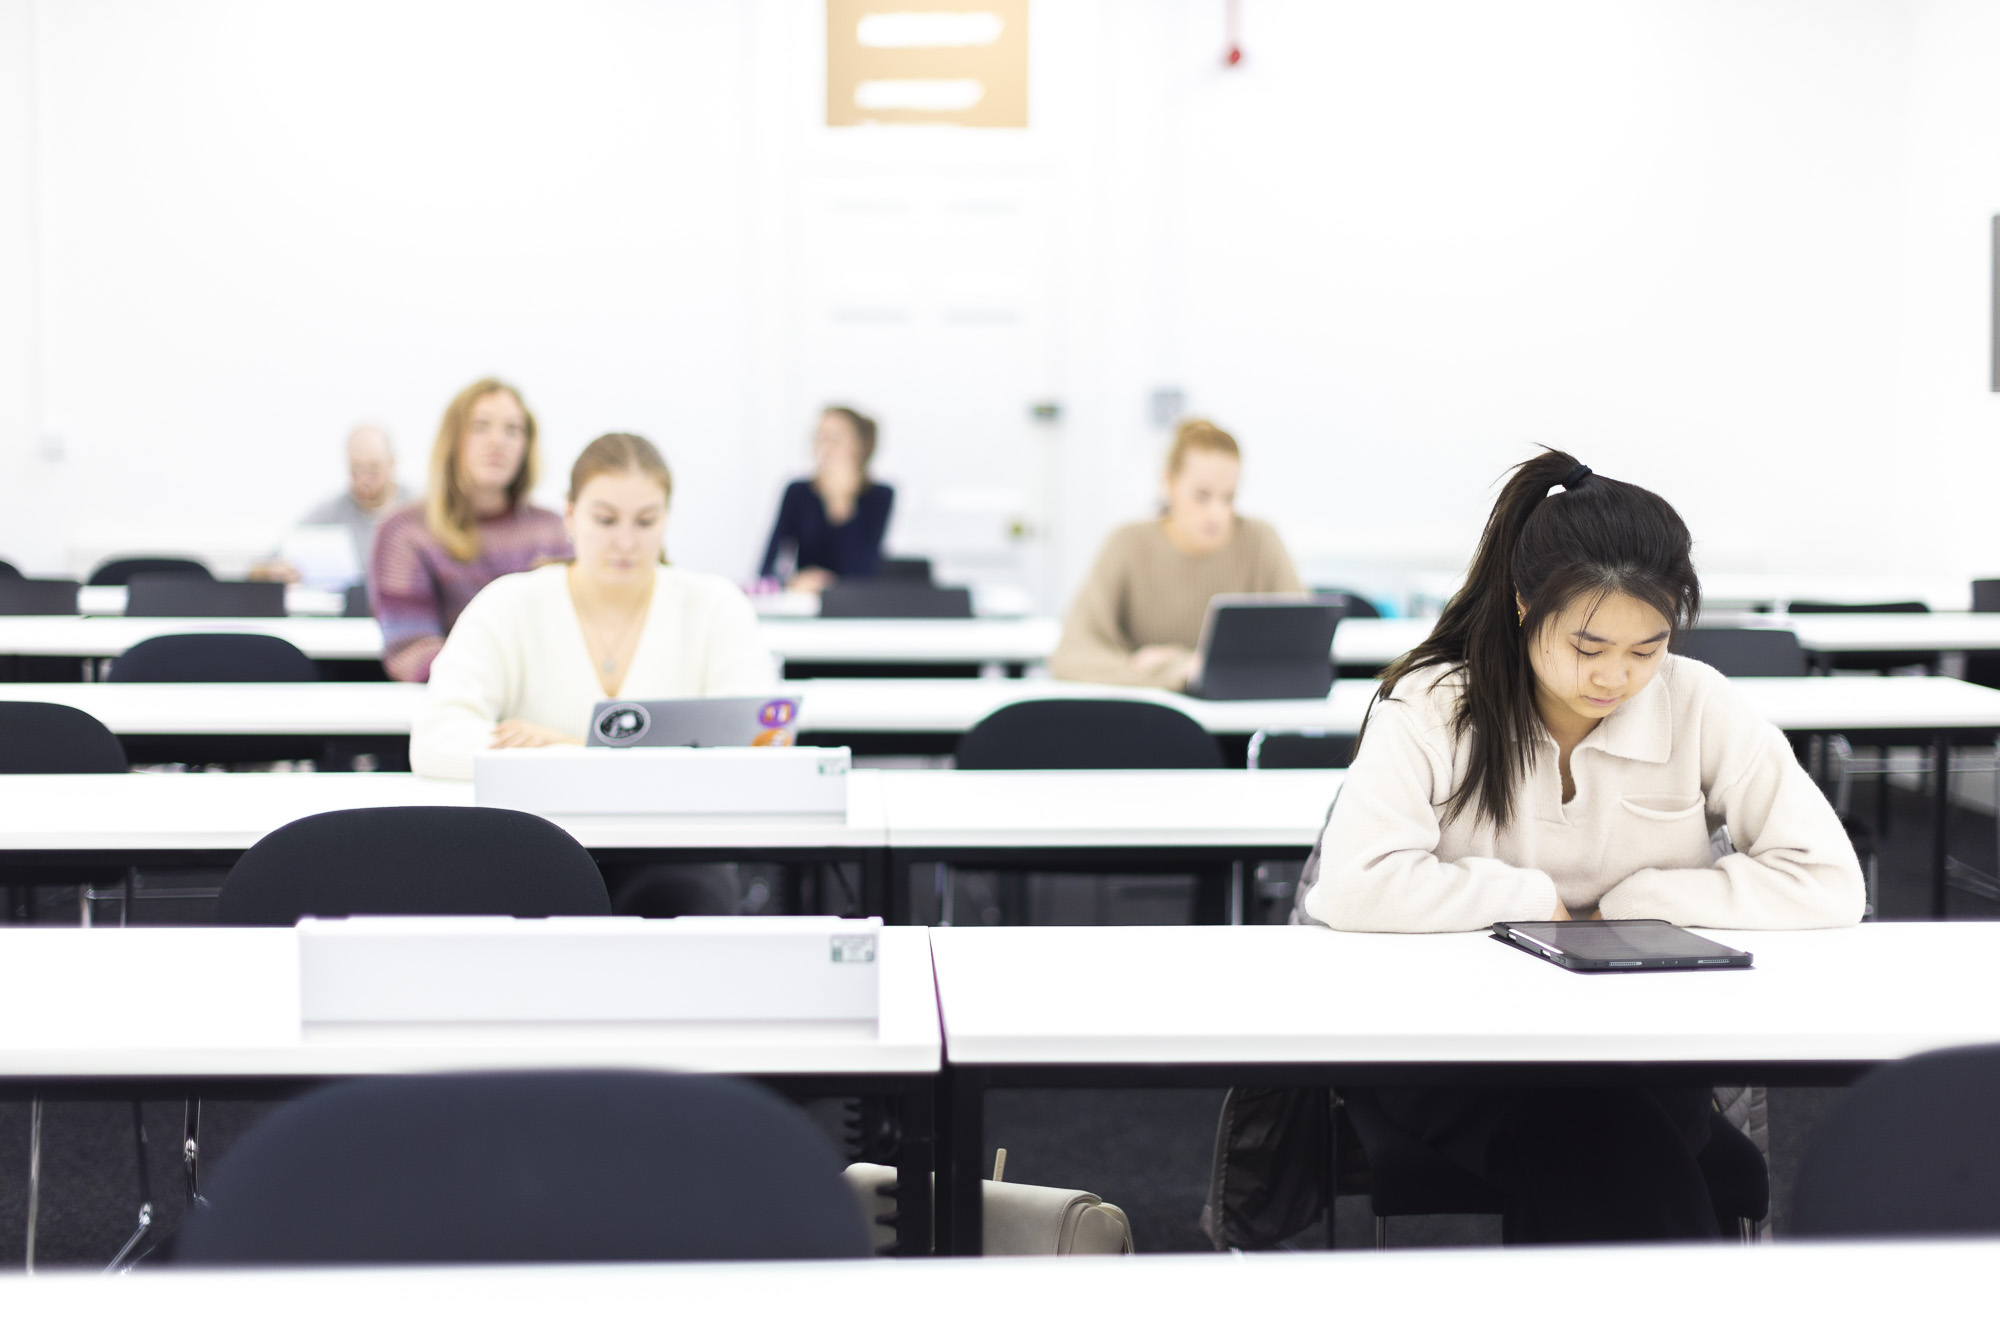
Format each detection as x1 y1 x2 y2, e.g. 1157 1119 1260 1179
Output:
569 432 673 565
424 378 538 562
1369 448 1700 829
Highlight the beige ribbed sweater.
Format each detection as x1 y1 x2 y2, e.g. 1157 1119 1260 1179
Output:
1300 655 1866 932
1049 518 1303 689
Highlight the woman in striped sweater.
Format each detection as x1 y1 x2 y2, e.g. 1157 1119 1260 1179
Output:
368 378 571 682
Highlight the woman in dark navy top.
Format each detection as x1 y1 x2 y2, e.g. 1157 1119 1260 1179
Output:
758 406 895 592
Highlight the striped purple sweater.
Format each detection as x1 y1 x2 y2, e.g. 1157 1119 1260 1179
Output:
368 503 571 682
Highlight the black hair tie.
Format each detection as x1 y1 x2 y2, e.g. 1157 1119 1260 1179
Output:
1561 463 1592 489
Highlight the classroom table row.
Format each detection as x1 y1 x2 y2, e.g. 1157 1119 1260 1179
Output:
10 611 2000 677
4 918 1998 1257
3 1238 1993 1325
3 672 1995 913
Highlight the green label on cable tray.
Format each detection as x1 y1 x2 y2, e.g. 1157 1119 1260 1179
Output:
830 935 876 964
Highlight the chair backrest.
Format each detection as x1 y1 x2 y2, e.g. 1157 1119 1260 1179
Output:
1792 1043 2000 1238
0 557 18 578
88 556 213 586
1677 628 1807 678
1247 730 1356 769
1972 579 2000 614
0 578 81 615
125 576 286 618
215 806 611 924
1312 588 1382 619
875 556 933 582
1786 600 1928 615
341 583 372 618
174 1070 870 1264
819 580 973 618
108 633 319 683
956 699 1223 769
0 702 128 773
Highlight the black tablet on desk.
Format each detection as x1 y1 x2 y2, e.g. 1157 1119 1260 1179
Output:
1491 919 1753 972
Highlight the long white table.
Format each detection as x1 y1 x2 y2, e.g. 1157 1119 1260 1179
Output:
3 1244 1991 1325
0 922 942 1259
927 921 2000 1250
74 585 348 617
9 670 1998 741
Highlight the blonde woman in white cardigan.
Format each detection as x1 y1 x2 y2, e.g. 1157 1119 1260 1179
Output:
411 433 776 782
1297 448 1862 1247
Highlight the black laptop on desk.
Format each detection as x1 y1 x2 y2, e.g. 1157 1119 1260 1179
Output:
1184 595 1341 700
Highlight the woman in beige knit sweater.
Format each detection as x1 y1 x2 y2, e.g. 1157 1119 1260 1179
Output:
1049 419 1303 690
1301 447 1862 1247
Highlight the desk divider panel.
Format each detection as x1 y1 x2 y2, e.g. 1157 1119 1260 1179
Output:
298 916 880 1025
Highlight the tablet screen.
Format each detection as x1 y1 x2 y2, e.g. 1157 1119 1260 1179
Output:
1498 920 1747 963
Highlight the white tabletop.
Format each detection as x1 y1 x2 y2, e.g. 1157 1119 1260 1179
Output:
760 617 1061 666
0 616 386 659
1750 612 2000 654
930 921 2000 1067
5 673 1995 744
75 585 348 617
881 770 1338 849
0 1243 1988 1328
0 681 424 734
0 770 888 852
0 923 938 1077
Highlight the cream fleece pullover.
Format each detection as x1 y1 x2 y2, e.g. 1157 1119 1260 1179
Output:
411 563 778 780
1300 655 1866 932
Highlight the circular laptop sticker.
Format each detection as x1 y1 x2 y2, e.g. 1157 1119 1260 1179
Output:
595 703 651 746
758 699 797 728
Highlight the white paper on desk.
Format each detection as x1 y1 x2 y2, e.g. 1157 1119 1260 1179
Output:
280 524 362 591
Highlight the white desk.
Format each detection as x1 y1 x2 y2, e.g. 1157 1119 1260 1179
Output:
0 681 422 736
75 585 348 617
928 921 2000 1249
0 769 888 854
0 923 939 1079
760 616 1061 669
1 1244 1989 1327
1754 612 2000 655
0 616 386 661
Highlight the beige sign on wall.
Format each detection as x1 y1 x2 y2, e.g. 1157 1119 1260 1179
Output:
826 0 1029 128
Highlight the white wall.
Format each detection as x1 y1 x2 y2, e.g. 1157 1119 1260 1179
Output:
0 0 1989 610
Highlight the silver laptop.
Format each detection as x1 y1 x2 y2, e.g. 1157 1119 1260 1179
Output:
586 696 802 748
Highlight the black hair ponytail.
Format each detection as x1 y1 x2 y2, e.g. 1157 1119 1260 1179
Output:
1366 448 1700 829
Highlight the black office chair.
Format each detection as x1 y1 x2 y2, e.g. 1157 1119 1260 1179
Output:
1792 1043 2000 1237
819 581 974 618
1338 1091 1769 1246
0 578 81 615
0 557 19 578
0 700 128 773
172 808 614 1220
1243 730 1352 923
215 806 610 925
0 703 153 1269
173 1071 870 1264
341 584 372 618
88 557 212 586
1678 627 1808 678
956 699 1224 770
944 701 1225 925
124 576 286 618
1964 579 2000 691
108 633 318 684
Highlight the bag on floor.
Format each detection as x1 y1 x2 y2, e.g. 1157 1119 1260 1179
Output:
843 1162 1134 1255
1199 1085 1333 1250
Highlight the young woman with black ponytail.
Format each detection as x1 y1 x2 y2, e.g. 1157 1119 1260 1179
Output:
1298 448 1863 1243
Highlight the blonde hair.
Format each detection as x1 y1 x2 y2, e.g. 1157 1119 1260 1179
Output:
822 405 878 473
424 378 539 562
1166 418 1241 475
569 433 674 565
